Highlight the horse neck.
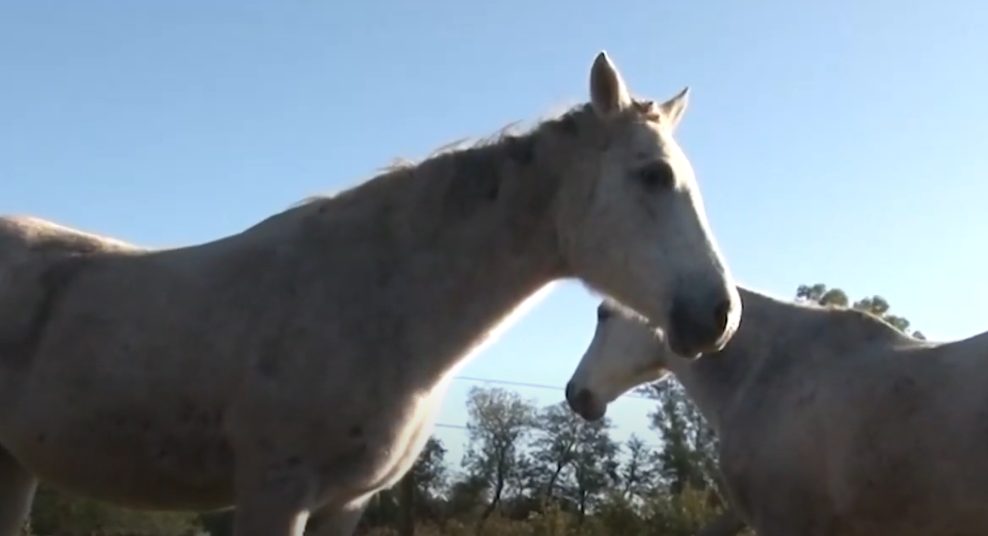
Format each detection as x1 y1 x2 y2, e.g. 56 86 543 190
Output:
288 118 588 388
665 289 797 434
666 288 914 433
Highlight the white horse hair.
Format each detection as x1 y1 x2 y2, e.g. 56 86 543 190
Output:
0 53 740 536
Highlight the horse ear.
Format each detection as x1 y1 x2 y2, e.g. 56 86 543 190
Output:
658 86 690 130
590 51 632 117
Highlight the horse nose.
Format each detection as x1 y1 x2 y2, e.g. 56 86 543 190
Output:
714 298 732 333
565 381 604 421
668 294 733 357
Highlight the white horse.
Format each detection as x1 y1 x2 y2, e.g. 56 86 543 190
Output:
0 52 741 536
567 287 988 536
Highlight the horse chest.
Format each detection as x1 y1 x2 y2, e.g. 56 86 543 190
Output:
378 415 434 486
347 386 446 491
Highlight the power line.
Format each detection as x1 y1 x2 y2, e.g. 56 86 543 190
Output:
451 375 654 401
435 423 468 431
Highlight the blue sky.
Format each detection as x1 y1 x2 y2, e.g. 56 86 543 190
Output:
3 0 987 472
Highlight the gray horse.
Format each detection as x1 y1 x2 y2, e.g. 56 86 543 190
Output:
0 53 741 536
567 288 988 536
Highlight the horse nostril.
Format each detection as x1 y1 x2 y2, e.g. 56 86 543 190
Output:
574 388 594 412
565 383 595 416
714 299 732 332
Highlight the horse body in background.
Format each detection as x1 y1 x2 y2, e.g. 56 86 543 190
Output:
567 288 988 536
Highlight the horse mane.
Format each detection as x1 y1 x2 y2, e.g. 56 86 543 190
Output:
727 287 913 353
289 104 594 211
821 304 913 342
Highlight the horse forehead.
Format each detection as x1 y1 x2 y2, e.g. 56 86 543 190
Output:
623 121 666 152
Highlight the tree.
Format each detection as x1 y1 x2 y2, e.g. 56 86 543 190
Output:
620 434 660 501
525 402 620 521
409 437 448 511
646 382 719 495
401 436 448 532
461 386 536 522
565 415 620 522
444 474 488 519
528 402 583 502
796 283 849 307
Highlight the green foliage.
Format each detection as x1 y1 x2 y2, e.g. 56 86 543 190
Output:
444 474 487 519
642 485 728 536
619 435 659 501
592 492 647 535
646 381 719 495
462 386 537 520
412 438 448 500
796 283 849 307
527 403 583 500
369 386 739 535
564 415 619 519
30 484 204 536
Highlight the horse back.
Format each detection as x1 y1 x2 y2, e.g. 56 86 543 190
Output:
0 215 140 363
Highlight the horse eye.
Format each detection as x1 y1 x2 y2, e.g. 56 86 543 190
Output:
634 161 674 190
596 306 612 322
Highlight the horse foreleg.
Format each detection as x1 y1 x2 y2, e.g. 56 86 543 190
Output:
0 448 36 536
305 498 368 536
232 492 309 536
232 469 313 536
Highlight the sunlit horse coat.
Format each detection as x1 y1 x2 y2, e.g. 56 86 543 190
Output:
0 52 740 536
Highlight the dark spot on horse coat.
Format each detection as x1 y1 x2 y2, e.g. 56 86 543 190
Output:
318 442 370 480
0 255 89 366
154 436 179 461
36 433 46 444
178 400 197 423
794 385 817 408
442 148 503 219
255 314 297 379
505 135 535 165
176 400 219 430
255 352 280 379
890 375 923 417
349 425 363 438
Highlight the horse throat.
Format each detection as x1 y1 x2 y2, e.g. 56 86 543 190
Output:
667 290 783 434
